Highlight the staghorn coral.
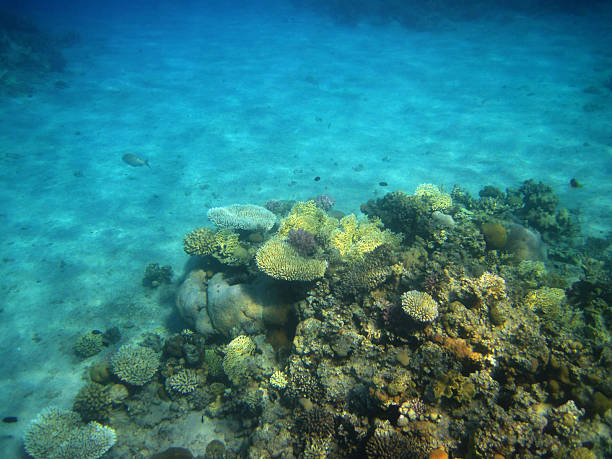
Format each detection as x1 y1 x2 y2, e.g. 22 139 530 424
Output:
401 290 439 323
331 214 402 259
278 201 338 241
23 408 116 459
207 204 276 231
256 238 327 281
222 335 255 385
110 344 160 386
166 369 201 394
415 184 452 212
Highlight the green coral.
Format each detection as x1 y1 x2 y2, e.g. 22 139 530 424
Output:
73 332 104 359
72 383 112 423
278 201 338 242
222 335 255 385
331 214 402 259
524 287 583 336
183 227 249 266
110 344 160 386
255 238 327 281
23 408 116 459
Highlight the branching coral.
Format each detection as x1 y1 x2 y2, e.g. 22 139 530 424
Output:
255 238 327 281
207 204 276 231
415 184 452 212
223 335 255 385
23 408 116 459
183 227 249 266
166 369 201 394
111 344 160 386
278 201 338 241
331 214 402 259
401 290 439 323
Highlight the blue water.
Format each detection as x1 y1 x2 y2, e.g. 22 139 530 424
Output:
1 1 611 456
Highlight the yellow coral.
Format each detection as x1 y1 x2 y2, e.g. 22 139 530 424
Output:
255 238 327 281
331 214 402 259
223 335 255 385
415 183 452 211
478 272 507 303
183 227 216 256
183 227 248 266
523 287 566 311
269 370 288 389
278 201 337 241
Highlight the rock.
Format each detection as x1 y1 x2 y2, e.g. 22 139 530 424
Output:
206 273 295 338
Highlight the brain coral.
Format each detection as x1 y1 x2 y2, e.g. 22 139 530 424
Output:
331 214 402 259
207 204 276 231
110 344 160 386
401 290 439 323
223 335 256 385
24 408 116 459
255 238 327 281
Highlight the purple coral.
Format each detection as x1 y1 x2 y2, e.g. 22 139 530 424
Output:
287 229 316 257
313 193 335 211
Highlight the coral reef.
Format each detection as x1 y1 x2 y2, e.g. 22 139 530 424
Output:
110 344 160 386
30 178 612 457
23 408 116 459
207 204 276 231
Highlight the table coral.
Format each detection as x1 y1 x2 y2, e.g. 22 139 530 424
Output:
23 408 116 459
207 204 276 231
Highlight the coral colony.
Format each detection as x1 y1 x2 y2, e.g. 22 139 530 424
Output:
26 181 611 458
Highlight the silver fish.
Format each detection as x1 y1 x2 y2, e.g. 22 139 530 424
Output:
122 153 150 168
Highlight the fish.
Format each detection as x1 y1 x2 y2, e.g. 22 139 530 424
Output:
122 153 150 168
